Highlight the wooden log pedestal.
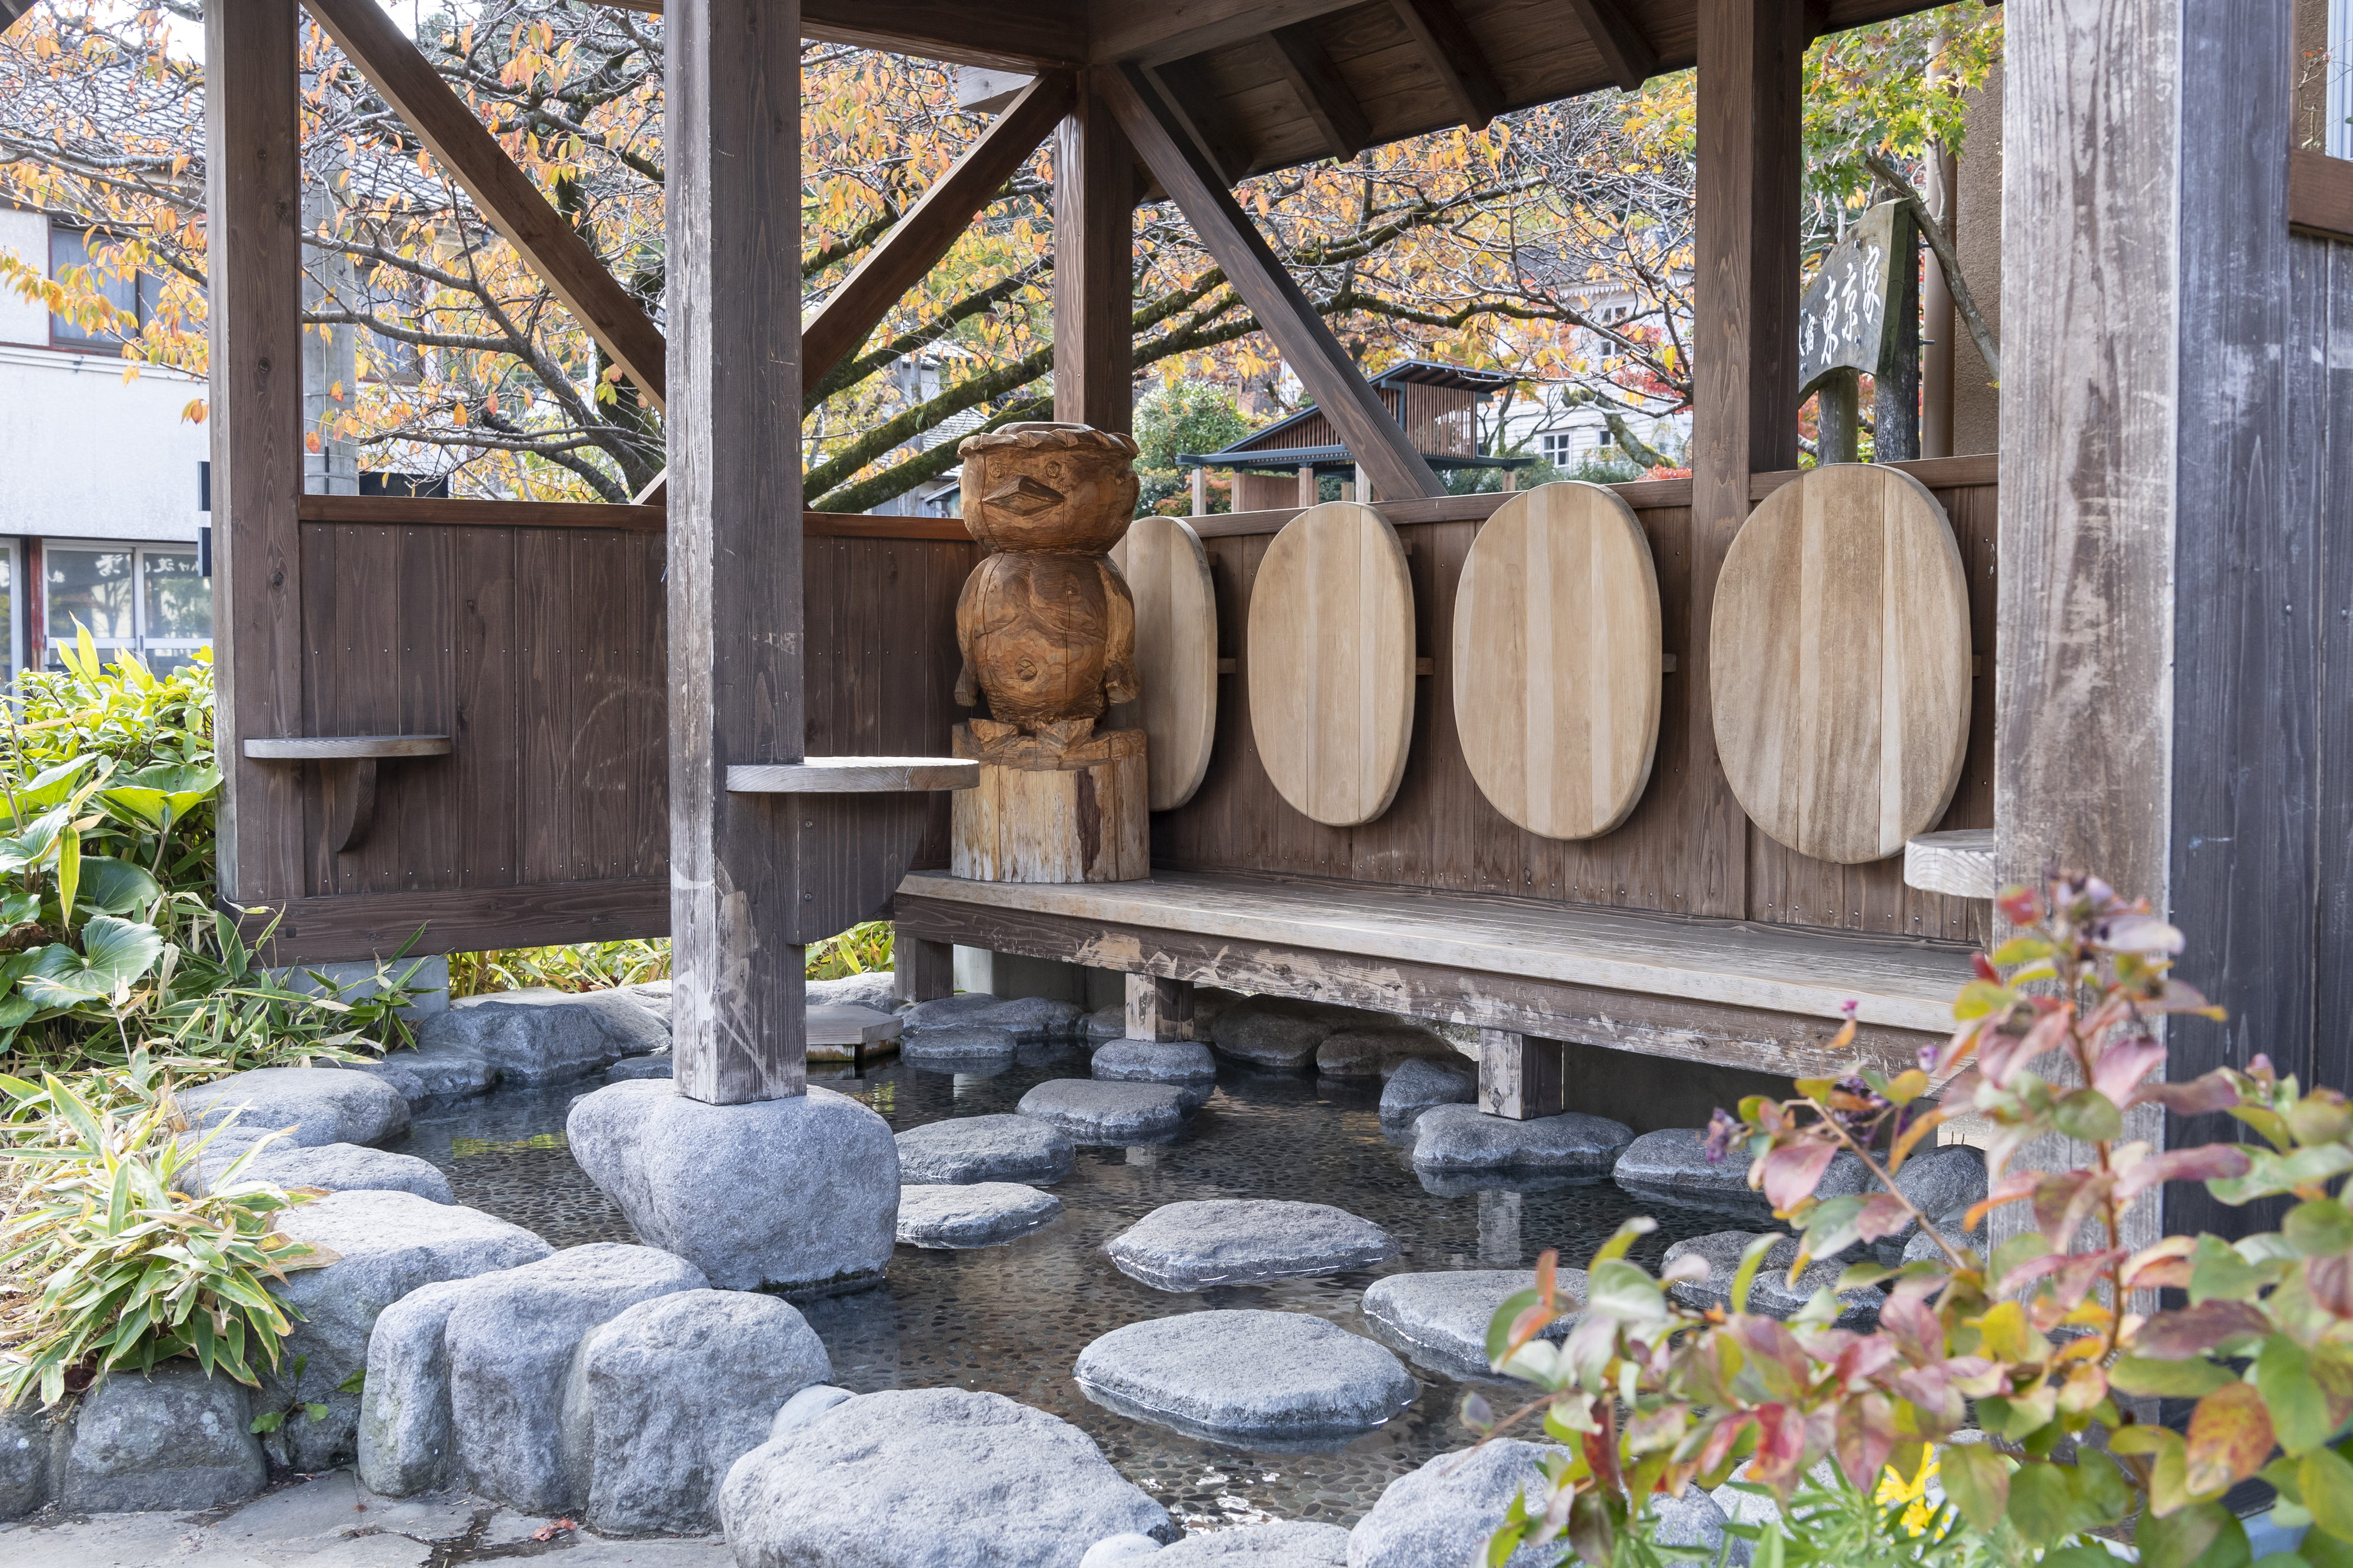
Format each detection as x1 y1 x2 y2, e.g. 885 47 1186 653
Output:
950 719 1150 883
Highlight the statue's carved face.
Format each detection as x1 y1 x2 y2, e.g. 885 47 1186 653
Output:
962 441 1138 554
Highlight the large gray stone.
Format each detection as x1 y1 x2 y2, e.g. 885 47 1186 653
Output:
259 1189 551 1472
1313 1027 1457 1080
1662 1232 1884 1328
1094 1040 1217 1109
360 1242 706 1511
175 1065 411 1150
966 995 1089 1042
344 1044 498 1103
1086 1005 1127 1045
59 1362 266 1513
1158 1522 1353 1563
896 1113 1075 1186
897 1183 1064 1248
902 1025 1020 1070
1359 1269 1585 1382
564 1289 832 1537
810 971 901 1013
1105 1200 1397 1292
1409 1105 1633 1176
1019 1079 1191 1145
200 1141 454 1205
1 1400 66 1522
1612 1129 1869 1220
1649 1487 1739 1564
606 1053 675 1082
1874 1145 1989 1262
1347 1440 1565 1568
720 1387 1172 1566
1208 1006 1334 1072
1074 1311 1415 1446
415 986 669 1086
568 1080 899 1294
1378 1059 1475 1122
904 992 1007 1030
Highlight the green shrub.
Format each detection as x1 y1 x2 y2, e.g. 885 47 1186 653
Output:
448 920 891 997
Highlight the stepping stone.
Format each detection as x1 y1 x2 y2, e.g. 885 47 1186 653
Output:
1875 1144 1987 1259
808 970 900 1012
1094 1040 1217 1108
196 1141 454 1204
1662 1231 1884 1328
347 1043 497 1102
1208 1008 1333 1072
902 991 1005 1029
1612 1128 1868 1220
1409 1104 1633 1176
1104 1199 1397 1292
1415 1167 1601 1198
605 1053 673 1082
1073 1310 1417 1446
897 1113 1076 1185
967 995 1088 1042
720 1389 1170 1561
1359 1269 1585 1381
416 987 670 1087
1314 1026 1458 1080
177 1066 411 1150
1018 1079 1191 1145
897 1182 1064 1248
1155 1521 1353 1563
901 1024 1019 1070
1085 1005 1126 1045
1380 1059 1475 1122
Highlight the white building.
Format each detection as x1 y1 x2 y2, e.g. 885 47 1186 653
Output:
0 206 212 679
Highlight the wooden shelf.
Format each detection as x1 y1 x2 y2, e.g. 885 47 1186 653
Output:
727 757 979 793
1903 829 1996 900
243 736 453 760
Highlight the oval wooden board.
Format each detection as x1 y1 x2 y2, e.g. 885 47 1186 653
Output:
1452 482 1662 840
1246 501 1415 827
1710 463 1972 865
1108 516 1218 811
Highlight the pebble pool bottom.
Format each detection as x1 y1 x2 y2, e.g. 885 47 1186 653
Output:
391 1044 1731 1533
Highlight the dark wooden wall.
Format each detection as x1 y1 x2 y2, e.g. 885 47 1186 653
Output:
1152 478 1998 945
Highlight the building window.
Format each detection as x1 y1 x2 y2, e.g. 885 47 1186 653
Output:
2334 0 2352 158
1541 430 1577 465
44 543 209 675
48 228 155 350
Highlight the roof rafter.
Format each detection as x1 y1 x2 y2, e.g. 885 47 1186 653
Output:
1384 0 1502 132
1268 22 1371 161
1564 0 1658 94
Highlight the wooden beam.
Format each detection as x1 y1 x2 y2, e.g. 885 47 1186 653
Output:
1478 1029 1568 1120
1125 973 1195 1041
1269 23 1371 161
296 494 665 532
1386 0 1502 132
2289 148 2353 241
1143 58 1251 185
1089 0 1362 66
1691 0 1805 920
207 0 308 913
668 0 809 1105
892 932 954 1003
585 0 1086 70
1055 70 1135 430
805 72 1076 389
1563 0 1658 94
305 0 669 408
1 0 36 28
1104 65 1442 501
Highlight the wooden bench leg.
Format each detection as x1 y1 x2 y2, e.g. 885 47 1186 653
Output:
1478 1028 1568 1120
1125 973 1195 1042
893 932 954 1005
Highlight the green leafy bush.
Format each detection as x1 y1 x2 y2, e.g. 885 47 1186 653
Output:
1478 872 2353 1568
449 919 891 997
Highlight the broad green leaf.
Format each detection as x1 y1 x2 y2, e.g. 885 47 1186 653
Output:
76 859 159 917
55 826 79 932
99 765 220 830
2005 1460 2081 1546
2052 1086 2123 1142
2289 1200 2353 1259
2194 1234 2268 1303
1485 1286 1542 1367
19 916 165 1007
2304 1445 2353 1542
2113 1355 2238 1398
2213 1146 2353 1207
2139 1503 2250 1568
2264 1335 2338 1455
248 1410 284 1434
335 1367 366 1395
11 755 95 812
1941 1443 2009 1534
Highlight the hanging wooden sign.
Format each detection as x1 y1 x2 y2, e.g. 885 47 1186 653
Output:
1797 201 1911 395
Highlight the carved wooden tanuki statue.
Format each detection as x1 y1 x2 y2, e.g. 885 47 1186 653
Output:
950 422 1151 882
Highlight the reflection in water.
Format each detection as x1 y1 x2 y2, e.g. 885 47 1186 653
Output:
394 1041 1723 1529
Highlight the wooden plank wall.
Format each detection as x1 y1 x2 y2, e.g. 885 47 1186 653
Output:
1151 479 1997 945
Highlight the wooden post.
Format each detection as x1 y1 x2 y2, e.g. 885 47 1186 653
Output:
1191 466 1208 515
206 0 307 912
667 0 808 1106
1815 369 1860 463
1477 1028 1567 1121
1690 0 1804 919
1124 973 1194 1042
1055 71 1132 432
893 932 954 1005
1297 465 1317 506
1872 202 1921 462
1919 71 1958 459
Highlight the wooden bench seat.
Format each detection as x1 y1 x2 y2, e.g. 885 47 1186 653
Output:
891 869 1974 1084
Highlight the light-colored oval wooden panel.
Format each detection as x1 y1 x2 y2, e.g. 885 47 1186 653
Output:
1108 516 1218 811
1246 501 1416 827
1710 463 1972 865
1452 483 1662 840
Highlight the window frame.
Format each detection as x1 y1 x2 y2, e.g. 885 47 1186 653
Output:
39 539 208 670
2334 0 2352 159
46 227 152 352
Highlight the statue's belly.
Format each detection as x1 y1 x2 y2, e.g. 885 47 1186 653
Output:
966 553 1111 728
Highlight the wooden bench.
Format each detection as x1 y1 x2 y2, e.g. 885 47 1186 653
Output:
890 869 1973 1115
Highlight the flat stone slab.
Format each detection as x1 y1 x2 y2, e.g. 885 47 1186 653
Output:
176 1066 412 1150
1104 1200 1397 1292
1018 1079 1191 1146
1093 1039 1217 1084
1359 1269 1585 1381
1207 1005 1334 1072
807 1002 901 1063
416 987 669 1087
200 1141 454 1204
896 1113 1075 1186
1409 1105 1633 1176
606 1053 675 1081
901 1024 1019 1070
1379 1059 1476 1122
902 991 1009 1030
808 970 901 1013
1612 1128 1869 1220
719 1388 1171 1564
1313 1026 1458 1080
1074 1310 1416 1446
1154 1521 1353 1563
1662 1231 1884 1328
1350 1440 1569 1568
897 1182 1065 1248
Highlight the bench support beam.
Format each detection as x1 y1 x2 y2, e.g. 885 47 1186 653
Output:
1124 973 1195 1042
1478 1029 1567 1120
894 932 955 1005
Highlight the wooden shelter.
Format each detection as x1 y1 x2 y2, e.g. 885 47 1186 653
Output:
157 0 2353 1232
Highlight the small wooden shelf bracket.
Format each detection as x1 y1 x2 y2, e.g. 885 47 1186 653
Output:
242 735 454 854
725 757 980 793
1902 828 1995 899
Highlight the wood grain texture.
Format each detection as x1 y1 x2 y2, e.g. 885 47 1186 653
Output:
1385 0 1502 129
1247 502 1417 827
1054 72 1135 429
1108 515 1219 810
305 0 667 408
1125 972 1195 1040
244 878 671 966
1712 463 1971 865
1452 482 1662 840
244 735 452 760
1903 828 1994 899
1270 21 1372 159
727 758 979 792
2306 238 2353 1155
892 932 955 1003
1479 1029 1567 1120
1564 0 1659 91
296 495 666 532
2290 147 2353 241
951 728 1151 881
207 0 308 910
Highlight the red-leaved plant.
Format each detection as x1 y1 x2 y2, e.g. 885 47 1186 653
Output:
1477 872 2353 1568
